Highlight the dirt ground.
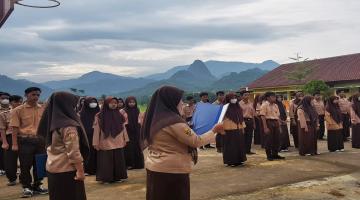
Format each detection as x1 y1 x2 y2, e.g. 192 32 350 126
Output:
0 139 359 200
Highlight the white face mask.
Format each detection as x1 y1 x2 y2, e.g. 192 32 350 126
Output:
89 102 98 108
1 99 9 105
230 99 238 104
358 97 360 102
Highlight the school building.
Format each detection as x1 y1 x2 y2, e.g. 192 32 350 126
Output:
247 53 360 100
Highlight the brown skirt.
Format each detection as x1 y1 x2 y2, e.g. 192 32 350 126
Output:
96 148 128 182
352 124 360 148
254 116 262 145
290 121 299 148
328 129 344 151
222 129 247 165
48 171 86 200
146 170 190 200
298 122 317 155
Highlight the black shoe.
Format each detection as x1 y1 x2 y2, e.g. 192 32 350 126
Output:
33 186 48 195
22 188 33 198
7 181 16 186
267 157 274 161
273 155 285 160
247 152 256 155
216 148 222 153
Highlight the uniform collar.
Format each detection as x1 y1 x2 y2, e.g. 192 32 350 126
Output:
24 102 42 108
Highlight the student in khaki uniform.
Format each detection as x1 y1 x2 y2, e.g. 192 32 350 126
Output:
260 92 285 161
0 92 11 176
182 96 196 125
239 90 256 155
312 91 326 140
0 95 23 186
93 97 129 183
297 96 319 156
9 87 48 198
350 93 360 148
253 94 264 146
141 86 224 200
338 91 351 141
325 96 344 152
289 91 304 148
37 92 89 200
222 93 247 166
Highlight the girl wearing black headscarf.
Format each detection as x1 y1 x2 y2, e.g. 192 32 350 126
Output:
276 95 291 151
296 96 319 156
93 97 129 183
124 96 144 169
79 97 100 175
222 93 247 166
350 93 360 148
38 92 89 200
141 86 224 200
325 96 344 152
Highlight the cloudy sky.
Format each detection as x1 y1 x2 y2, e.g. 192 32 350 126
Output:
1 0 359 82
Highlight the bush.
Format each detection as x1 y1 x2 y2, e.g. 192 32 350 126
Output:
302 80 331 98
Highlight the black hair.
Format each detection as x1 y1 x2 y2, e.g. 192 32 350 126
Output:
313 90 321 96
264 91 276 98
186 96 194 101
199 92 208 97
216 91 225 96
9 95 23 102
25 87 41 94
0 92 10 97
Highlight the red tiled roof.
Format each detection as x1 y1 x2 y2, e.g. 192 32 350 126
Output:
248 53 360 89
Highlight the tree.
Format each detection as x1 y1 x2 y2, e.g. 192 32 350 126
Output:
285 53 317 83
302 80 331 98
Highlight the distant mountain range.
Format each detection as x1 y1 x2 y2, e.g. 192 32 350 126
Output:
146 60 278 80
0 60 279 99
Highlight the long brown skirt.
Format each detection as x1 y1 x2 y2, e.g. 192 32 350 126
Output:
298 122 317 156
352 124 360 148
290 121 299 148
280 124 291 150
222 129 247 165
48 171 86 200
254 116 262 145
146 169 190 200
328 130 344 151
96 148 128 182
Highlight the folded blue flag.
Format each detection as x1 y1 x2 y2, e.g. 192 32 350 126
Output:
35 154 48 179
191 102 222 135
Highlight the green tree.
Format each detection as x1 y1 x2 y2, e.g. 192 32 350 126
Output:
285 53 317 83
302 80 331 98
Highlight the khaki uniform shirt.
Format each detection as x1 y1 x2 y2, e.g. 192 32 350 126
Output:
350 106 360 124
9 103 44 136
46 126 84 173
145 123 215 174
312 99 325 116
325 111 343 130
338 98 351 114
92 116 129 151
239 100 255 119
0 107 12 135
260 101 280 120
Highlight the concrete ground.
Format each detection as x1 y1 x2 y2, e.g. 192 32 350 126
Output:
0 139 359 200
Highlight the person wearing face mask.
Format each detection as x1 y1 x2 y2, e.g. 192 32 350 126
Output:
350 93 360 149
0 95 23 186
124 96 145 170
289 91 304 148
79 97 100 176
0 92 11 176
260 92 285 161
37 92 89 200
297 96 319 156
221 93 247 167
325 96 344 152
141 86 224 200
93 97 129 183
10 87 48 198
